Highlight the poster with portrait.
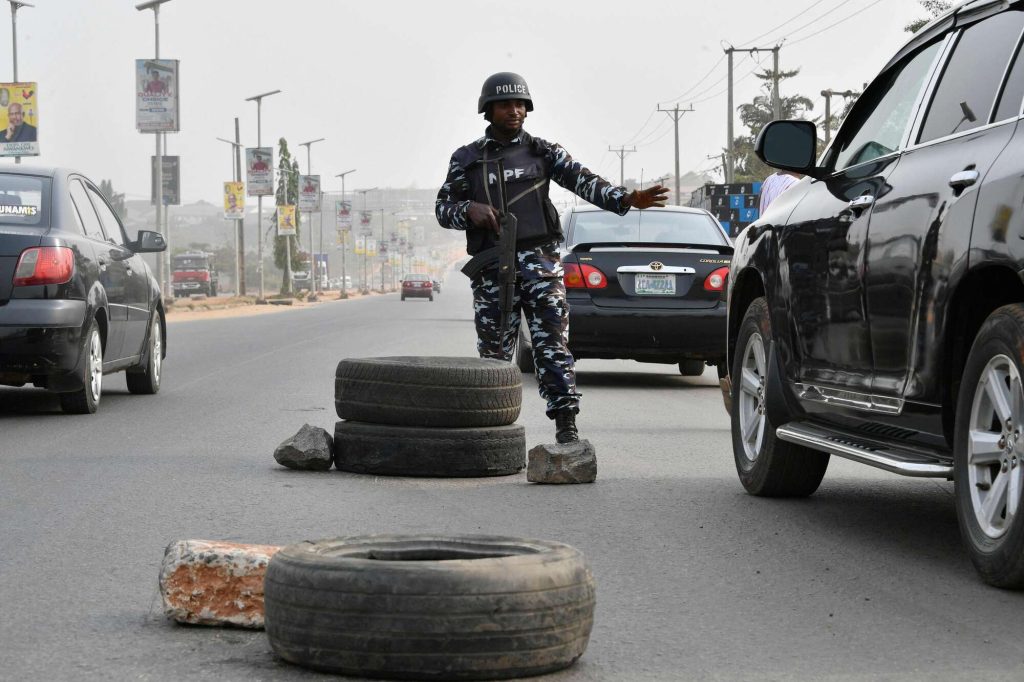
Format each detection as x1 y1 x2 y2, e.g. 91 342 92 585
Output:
150 155 180 205
277 205 297 236
298 175 321 211
354 236 365 255
223 182 245 220
335 200 352 229
366 239 377 257
136 59 179 133
335 229 349 247
0 82 38 157
360 210 372 227
245 147 273 196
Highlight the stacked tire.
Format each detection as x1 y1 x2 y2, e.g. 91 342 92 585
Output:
334 357 526 477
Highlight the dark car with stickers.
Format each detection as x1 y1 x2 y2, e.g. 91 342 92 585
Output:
518 205 732 376
725 0 1024 588
0 167 167 414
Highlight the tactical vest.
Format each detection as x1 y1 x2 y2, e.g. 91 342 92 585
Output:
454 136 562 255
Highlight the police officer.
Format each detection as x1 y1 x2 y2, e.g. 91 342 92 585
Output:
436 72 668 444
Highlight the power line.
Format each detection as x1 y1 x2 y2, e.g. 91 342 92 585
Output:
788 0 887 46
737 0 832 47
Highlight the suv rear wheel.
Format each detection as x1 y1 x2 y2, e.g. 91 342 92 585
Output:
731 297 829 496
955 304 1024 588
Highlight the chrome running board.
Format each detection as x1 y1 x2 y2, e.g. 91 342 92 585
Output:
775 422 953 479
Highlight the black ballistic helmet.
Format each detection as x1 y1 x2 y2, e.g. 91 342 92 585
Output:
478 72 534 114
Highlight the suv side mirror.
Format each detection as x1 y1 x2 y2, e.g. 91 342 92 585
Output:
755 120 823 179
131 230 167 253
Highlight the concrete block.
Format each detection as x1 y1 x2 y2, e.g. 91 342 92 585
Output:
159 539 280 629
274 424 334 471
527 439 597 484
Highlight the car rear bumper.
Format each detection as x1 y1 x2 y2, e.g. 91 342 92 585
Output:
402 288 432 298
567 300 727 362
0 299 87 387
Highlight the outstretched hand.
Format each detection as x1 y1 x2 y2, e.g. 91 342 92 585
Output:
468 201 501 235
628 185 670 209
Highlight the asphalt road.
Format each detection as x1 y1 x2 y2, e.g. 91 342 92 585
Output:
2 274 1024 681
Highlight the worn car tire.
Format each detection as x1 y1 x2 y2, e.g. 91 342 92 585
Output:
731 297 829 496
335 357 521 427
678 360 705 376
954 304 1024 589
59 318 103 415
335 421 525 477
264 535 596 680
126 314 162 395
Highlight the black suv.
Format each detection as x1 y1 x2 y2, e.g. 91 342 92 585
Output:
726 1 1024 588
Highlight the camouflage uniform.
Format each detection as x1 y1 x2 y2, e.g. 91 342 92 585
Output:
436 127 630 417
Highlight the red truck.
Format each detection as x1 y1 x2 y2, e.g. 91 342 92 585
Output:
172 251 218 298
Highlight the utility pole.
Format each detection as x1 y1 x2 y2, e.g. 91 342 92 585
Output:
356 188 376 294
8 1 32 166
335 169 356 298
379 207 386 293
608 145 637 187
299 137 325 299
724 44 781 183
820 89 858 145
245 89 281 301
656 104 694 205
216 132 245 296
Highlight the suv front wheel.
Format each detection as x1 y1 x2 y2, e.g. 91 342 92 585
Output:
955 304 1024 588
731 297 829 497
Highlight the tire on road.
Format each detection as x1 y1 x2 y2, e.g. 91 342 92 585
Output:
954 303 1024 589
335 356 521 428
60 318 103 414
335 421 525 477
264 535 596 680
731 297 829 496
126 313 162 395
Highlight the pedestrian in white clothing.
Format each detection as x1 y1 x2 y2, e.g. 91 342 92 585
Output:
758 171 803 214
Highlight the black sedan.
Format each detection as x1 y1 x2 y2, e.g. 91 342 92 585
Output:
0 167 167 413
518 205 732 376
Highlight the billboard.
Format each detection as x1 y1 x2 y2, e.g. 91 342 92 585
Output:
277 205 297 236
0 82 38 157
136 59 179 133
223 181 244 220
335 200 352 229
298 175 320 211
245 147 273 196
150 155 180 205
354 236 365 255
360 210 372 227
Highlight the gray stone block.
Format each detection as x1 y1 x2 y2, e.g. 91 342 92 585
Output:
274 424 334 471
527 440 597 484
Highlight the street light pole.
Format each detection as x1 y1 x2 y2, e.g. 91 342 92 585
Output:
137 0 173 299
216 133 245 296
335 169 356 298
7 1 32 166
298 137 325 299
245 89 281 301
356 188 376 294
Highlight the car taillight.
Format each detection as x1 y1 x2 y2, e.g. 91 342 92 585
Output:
13 246 75 287
704 266 729 292
564 263 607 289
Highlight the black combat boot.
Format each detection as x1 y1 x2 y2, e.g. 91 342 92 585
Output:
554 409 579 444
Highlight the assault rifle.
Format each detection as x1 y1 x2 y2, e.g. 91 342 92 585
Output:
459 157 519 362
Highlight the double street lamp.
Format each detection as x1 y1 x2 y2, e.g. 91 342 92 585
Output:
245 89 281 301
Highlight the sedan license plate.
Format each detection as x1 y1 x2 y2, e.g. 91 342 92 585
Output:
635 273 675 295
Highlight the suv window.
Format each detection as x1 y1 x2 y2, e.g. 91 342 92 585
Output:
833 40 942 171
69 179 105 241
918 11 1024 143
86 186 126 246
995 25 1024 121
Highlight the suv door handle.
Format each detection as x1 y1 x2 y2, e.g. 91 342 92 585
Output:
848 195 875 214
949 169 980 190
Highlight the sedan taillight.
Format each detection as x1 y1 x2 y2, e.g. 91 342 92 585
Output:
13 246 75 287
565 263 608 289
704 266 729 292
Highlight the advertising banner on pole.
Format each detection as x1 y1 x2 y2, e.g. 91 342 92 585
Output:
277 205 297 236
335 200 352 229
223 182 245 220
150 155 180 205
335 229 348 247
366 239 377 256
298 175 321 211
0 82 39 157
360 210 372 227
355 236 365 255
245 147 273 196
135 59 179 133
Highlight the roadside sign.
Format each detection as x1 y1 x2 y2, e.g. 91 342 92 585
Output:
136 59 179 133
150 155 180 205
336 200 352 229
223 181 244 220
245 147 273 196
298 175 320 211
0 82 39 157
277 205 297 236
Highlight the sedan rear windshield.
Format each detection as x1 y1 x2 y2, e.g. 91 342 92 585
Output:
568 211 727 247
0 174 50 228
405 274 430 281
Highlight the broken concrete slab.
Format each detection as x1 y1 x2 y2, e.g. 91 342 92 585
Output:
274 424 334 471
159 539 281 628
527 439 597 484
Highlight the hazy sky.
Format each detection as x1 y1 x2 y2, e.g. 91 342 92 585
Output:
1 0 926 205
